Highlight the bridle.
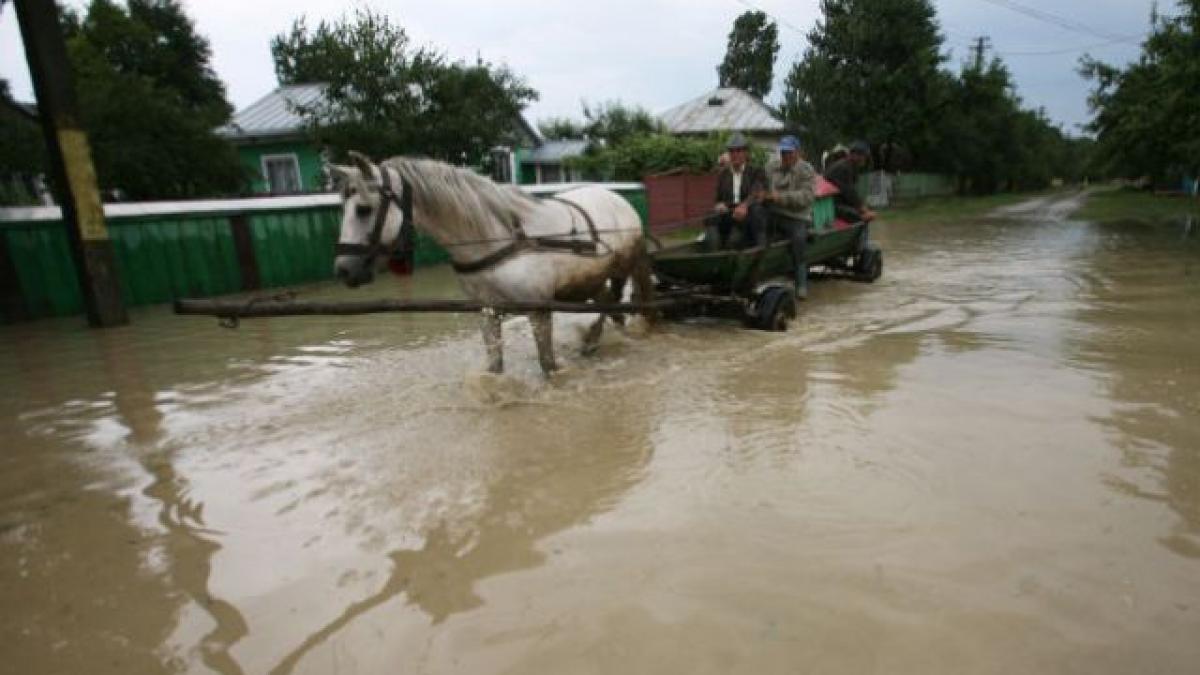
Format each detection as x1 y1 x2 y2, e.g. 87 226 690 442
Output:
334 164 413 262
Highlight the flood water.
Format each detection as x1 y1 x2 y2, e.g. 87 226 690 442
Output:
2 194 1198 674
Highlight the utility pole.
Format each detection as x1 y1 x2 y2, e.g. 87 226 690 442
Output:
14 0 127 326
971 36 992 72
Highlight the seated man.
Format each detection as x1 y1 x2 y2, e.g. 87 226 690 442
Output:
823 140 877 224
705 133 767 250
763 135 817 298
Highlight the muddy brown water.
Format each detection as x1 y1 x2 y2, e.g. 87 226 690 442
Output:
2 195 1197 674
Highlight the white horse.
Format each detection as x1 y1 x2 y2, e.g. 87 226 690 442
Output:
330 152 655 376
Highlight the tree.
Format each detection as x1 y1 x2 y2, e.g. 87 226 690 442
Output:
1081 0 1200 184
537 117 586 140
60 1 245 199
270 9 538 164
716 11 780 98
781 0 950 167
1 79 47 205
580 100 662 146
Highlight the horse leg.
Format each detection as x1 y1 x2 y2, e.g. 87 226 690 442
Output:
582 285 616 356
529 311 557 376
631 243 658 326
607 275 627 327
480 308 504 374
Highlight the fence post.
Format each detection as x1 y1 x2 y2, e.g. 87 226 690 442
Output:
228 214 261 291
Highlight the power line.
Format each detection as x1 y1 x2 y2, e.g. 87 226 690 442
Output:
976 0 1142 44
997 37 1139 56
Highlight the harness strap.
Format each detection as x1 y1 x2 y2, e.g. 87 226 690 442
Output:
451 242 524 274
334 167 409 259
547 196 600 244
450 196 603 275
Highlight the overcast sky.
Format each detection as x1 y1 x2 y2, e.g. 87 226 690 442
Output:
1 0 1159 136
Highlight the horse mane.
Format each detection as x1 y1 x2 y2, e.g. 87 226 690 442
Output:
383 157 539 232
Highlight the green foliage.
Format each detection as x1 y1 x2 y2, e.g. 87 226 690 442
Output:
0 80 46 205
270 9 538 164
782 0 1089 192
783 0 950 163
568 133 768 182
538 117 585 140
61 0 245 199
1081 0 1200 184
717 11 780 98
580 100 663 146
1075 187 1200 223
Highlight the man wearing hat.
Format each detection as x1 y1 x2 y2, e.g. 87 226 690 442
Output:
705 132 767 250
764 135 817 298
823 140 876 224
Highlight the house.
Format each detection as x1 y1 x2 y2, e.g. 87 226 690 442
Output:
219 83 546 194
658 87 785 149
519 139 589 184
216 83 330 195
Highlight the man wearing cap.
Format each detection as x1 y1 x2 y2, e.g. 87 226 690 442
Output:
705 132 767 250
823 140 877 223
764 135 817 298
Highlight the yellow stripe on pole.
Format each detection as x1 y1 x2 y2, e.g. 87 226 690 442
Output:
56 128 108 241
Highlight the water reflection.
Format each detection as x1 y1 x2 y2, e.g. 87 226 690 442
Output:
1069 219 1200 558
268 378 655 674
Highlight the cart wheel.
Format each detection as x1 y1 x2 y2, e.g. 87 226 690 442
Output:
855 243 883 283
749 286 796 331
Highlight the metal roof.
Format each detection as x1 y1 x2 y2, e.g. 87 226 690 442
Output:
658 87 784 135
523 139 589 164
217 83 328 141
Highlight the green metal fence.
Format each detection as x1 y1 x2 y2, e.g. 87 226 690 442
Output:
856 171 957 205
0 183 647 322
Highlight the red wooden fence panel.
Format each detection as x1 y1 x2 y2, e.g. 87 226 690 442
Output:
644 173 718 234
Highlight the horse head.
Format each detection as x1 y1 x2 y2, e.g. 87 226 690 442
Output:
329 151 411 288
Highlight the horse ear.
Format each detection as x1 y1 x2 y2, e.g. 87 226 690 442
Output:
347 150 375 176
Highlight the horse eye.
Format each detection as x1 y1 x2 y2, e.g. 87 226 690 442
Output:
355 203 372 218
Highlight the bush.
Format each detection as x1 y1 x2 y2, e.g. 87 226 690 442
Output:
568 133 769 180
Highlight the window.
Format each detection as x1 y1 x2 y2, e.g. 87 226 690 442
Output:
261 154 301 194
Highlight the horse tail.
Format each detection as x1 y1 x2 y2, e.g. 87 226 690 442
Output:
630 238 657 325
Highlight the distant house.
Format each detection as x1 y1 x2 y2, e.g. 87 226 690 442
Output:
658 87 785 149
519 139 589 184
219 83 547 194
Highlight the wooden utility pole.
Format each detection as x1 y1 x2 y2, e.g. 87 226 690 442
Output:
14 0 127 326
971 36 992 72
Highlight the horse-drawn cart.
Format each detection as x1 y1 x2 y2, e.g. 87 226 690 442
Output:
650 218 881 331
175 155 882 375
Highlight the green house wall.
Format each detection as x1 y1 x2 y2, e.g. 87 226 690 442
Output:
236 140 326 194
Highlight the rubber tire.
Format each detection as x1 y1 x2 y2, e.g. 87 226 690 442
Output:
749 286 797 331
855 242 883 283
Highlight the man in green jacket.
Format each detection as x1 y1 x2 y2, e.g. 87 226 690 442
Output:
763 135 817 298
